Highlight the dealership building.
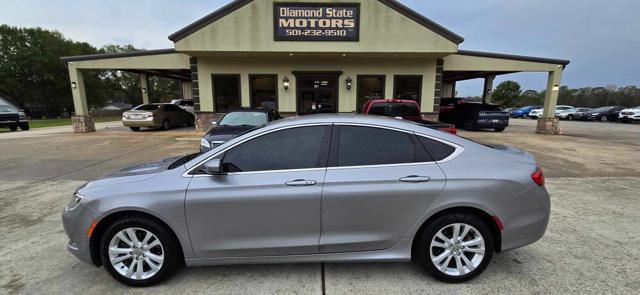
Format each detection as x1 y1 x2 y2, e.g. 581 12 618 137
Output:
62 0 569 134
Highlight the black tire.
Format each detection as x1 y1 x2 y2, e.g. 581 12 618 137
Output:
416 213 494 283
100 216 181 287
9 124 18 131
494 127 505 132
161 119 170 130
188 116 195 126
130 127 141 132
600 115 608 122
19 122 30 130
463 120 475 131
567 115 573 121
522 114 529 119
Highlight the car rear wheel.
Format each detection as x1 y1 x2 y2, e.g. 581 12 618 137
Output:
417 213 494 283
100 216 180 287
130 127 141 132
161 120 170 130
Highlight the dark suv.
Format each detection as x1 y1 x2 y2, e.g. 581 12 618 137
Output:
440 103 509 132
0 97 29 131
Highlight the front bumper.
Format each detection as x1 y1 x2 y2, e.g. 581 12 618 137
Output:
492 185 551 251
619 114 640 121
61 204 100 265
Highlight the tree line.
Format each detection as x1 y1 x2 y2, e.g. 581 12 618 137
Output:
0 25 181 118
492 80 640 108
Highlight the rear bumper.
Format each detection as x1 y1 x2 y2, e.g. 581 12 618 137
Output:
475 119 509 129
122 119 159 127
492 185 551 251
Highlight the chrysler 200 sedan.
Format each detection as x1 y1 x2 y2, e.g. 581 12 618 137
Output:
62 114 550 286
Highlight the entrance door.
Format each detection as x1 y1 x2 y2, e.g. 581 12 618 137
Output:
296 74 339 115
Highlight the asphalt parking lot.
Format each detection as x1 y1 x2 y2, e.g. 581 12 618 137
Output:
0 119 638 294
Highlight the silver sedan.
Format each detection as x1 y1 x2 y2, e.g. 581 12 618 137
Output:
62 114 550 286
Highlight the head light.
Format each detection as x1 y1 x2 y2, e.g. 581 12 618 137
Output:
200 138 211 148
65 193 85 212
18 112 27 119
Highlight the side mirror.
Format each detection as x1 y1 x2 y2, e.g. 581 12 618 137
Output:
202 159 224 175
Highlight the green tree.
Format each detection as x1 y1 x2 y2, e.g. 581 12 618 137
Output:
492 80 522 107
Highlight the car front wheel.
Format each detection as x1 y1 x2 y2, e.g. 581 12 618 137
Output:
600 115 608 122
417 213 494 283
100 216 181 287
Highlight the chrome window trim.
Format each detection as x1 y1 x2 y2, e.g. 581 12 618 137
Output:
182 122 332 177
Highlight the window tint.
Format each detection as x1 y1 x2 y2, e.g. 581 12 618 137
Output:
417 136 456 161
387 103 420 117
222 126 328 172
337 126 415 167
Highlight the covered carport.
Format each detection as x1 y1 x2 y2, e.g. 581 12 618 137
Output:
441 50 570 134
61 49 192 132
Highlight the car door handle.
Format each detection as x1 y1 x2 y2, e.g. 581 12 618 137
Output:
285 179 317 187
399 176 432 183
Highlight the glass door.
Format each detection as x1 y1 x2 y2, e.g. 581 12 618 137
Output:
296 74 339 115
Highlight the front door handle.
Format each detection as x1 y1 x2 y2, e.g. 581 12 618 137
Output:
285 179 317 187
399 175 432 183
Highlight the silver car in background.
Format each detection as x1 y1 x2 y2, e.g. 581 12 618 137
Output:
122 103 195 131
62 114 550 286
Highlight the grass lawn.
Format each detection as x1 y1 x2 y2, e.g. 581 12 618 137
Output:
13 116 121 129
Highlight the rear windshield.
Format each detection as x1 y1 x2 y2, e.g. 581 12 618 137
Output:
477 104 503 111
134 104 160 111
370 102 420 116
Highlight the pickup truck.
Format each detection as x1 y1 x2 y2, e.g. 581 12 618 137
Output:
360 99 457 134
0 96 29 131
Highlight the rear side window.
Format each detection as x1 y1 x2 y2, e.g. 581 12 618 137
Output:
222 126 329 172
336 126 416 167
417 136 456 161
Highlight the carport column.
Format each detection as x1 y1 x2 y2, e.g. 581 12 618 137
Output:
140 74 150 104
482 75 495 104
68 65 95 133
536 68 563 135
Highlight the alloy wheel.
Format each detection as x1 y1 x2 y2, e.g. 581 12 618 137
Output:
108 227 164 280
429 223 485 276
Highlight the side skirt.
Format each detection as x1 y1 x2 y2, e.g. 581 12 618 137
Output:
185 238 413 267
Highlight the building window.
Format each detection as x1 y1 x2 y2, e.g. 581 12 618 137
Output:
249 75 278 110
393 75 422 103
212 74 241 113
356 75 385 113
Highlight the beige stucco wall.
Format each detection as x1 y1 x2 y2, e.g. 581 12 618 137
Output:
175 0 458 54
196 56 437 113
69 53 190 70
443 54 561 72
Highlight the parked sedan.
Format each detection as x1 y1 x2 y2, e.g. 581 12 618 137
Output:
62 114 549 286
440 103 510 132
618 106 640 123
510 105 541 119
528 108 543 119
200 108 282 152
554 105 577 120
586 106 626 122
122 104 195 131
566 107 592 121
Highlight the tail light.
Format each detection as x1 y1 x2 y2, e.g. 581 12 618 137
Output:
145 112 154 118
438 126 457 135
531 166 545 186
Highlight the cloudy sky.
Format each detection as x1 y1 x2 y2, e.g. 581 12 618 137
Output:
1 0 638 95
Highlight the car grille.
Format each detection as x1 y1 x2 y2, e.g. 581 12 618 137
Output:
0 113 18 121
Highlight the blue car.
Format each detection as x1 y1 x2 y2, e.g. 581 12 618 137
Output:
510 105 542 118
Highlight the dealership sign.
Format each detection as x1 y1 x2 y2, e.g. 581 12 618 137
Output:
274 3 360 41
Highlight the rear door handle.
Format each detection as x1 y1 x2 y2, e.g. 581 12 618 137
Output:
285 179 317 187
399 175 432 183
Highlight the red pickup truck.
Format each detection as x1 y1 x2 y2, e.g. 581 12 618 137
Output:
361 99 457 135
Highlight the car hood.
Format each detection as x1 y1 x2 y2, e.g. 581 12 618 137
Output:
203 125 256 141
487 144 537 165
80 156 182 189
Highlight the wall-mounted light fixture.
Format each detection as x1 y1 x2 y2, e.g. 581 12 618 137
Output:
283 76 290 90
142 87 148 94
71 82 77 89
345 76 353 90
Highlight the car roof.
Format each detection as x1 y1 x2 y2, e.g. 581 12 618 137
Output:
368 99 419 104
225 108 274 114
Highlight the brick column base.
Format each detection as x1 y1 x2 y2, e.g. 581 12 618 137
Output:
536 117 561 135
71 115 95 133
196 112 224 133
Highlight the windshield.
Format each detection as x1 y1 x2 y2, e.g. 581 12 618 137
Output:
133 104 160 111
219 112 268 127
593 106 614 112
0 106 17 112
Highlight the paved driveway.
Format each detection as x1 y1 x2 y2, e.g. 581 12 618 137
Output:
0 119 638 294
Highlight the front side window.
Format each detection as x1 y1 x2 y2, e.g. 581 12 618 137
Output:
336 126 417 167
222 126 329 172
394 75 422 102
213 75 241 113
